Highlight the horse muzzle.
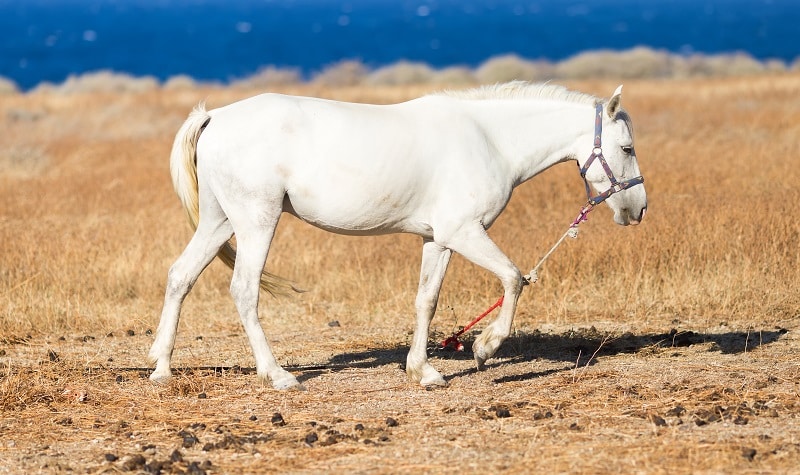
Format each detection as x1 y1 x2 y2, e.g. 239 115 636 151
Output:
616 205 647 226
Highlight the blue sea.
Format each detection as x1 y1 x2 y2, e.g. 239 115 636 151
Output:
1 0 798 90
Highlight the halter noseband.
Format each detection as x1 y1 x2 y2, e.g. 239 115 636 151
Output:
578 103 644 207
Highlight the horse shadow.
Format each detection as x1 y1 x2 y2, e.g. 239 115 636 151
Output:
298 326 789 385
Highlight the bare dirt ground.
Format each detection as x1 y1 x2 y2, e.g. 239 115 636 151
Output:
2 318 798 474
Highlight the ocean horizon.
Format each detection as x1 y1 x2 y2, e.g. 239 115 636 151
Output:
2 0 798 91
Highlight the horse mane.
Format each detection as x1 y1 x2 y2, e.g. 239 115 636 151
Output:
436 81 600 106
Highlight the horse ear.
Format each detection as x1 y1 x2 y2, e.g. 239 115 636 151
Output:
606 85 623 118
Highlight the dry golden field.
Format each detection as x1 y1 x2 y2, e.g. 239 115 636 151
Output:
1 75 800 473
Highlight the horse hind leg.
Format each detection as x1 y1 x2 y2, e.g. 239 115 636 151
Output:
148 211 233 382
228 209 302 390
407 239 451 388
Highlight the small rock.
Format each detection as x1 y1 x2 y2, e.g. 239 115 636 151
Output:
170 450 183 462
121 454 146 471
104 453 118 462
354 423 364 431
126 330 135 337
742 447 757 461
47 350 59 362
495 408 512 418
385 417 399 427
271 413 286 426
197 392 207 399
649 414 667 427
533 410 553 420
249 415 258 421
328 320 340 327
305 432 319 445
182 435 199 448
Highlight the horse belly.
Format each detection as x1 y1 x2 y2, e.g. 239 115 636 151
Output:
283 177 430 236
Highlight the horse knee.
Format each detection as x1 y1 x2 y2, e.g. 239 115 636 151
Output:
499 267 524 293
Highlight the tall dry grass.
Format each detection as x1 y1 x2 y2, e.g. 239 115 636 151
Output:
1 75 799 342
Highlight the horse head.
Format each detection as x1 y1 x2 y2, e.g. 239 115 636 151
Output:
578 85 648 226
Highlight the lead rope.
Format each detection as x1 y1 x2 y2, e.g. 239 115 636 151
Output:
439 201 596 351
524 202 594 284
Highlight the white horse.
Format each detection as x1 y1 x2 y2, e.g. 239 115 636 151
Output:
148 82 647 390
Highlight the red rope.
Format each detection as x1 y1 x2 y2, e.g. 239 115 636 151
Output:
440 296 504 351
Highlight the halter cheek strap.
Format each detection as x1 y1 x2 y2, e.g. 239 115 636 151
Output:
578 103 644 207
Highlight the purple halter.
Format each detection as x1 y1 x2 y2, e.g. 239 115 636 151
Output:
578 103 644 207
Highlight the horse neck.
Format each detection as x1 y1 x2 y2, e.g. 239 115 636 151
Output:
463 99 594 186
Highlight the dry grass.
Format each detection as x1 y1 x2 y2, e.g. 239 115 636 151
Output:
1 75 800 473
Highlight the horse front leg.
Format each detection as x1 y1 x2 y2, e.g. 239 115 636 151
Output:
442 224 525 371
407 239 452 387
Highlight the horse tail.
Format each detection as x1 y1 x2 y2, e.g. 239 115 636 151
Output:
170 103 302 297
170 103 209 230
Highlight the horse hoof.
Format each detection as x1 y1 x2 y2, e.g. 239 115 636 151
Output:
271 374 304 391
149 370 172 383
420 373 448 388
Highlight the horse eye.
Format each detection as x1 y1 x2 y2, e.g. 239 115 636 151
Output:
621 146 633 155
